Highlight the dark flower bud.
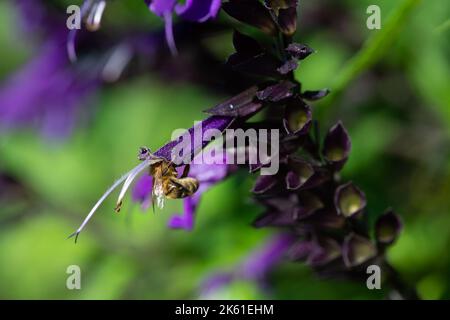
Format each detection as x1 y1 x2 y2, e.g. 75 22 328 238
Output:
285 156 314 190
342 234 377 268
334 182 366 217
375 209 403 245
322 121 351 169
223 0 278 35
278 7 297 36
283 99 312 135
286 43 315 60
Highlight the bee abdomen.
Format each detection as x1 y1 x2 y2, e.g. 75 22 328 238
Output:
165 177 199 199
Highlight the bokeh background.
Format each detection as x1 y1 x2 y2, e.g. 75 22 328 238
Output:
0 0 449 299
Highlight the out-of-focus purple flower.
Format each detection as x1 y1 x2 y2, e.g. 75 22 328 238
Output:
238 233 295 280
0 37 98 137
0 1 101 137
2 0 167 138
144 0 221 54
200 234 295 297
132 174 153 210
14 0 60 36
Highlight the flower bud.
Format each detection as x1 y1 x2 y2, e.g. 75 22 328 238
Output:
334 182 366 217
283 99 312 135
285 156 314 190
342 234 377 267
323 121 351 169
375 209 402 245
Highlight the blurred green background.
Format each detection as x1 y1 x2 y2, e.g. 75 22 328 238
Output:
0 0 449 299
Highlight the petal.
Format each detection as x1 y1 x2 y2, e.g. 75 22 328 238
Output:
132 175 153 204
168 194 198 230
145 0 177 16
175 0 222 22
256 81 296 102
154 115 235 163
285 43 315 60
277 58 298 74
204 86 262 117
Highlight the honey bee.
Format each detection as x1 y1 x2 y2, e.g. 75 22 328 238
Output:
136 147 199 210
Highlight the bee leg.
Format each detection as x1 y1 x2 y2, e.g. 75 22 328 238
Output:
180 164 191 178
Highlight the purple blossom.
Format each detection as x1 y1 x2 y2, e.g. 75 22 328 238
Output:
144 0 221 54
0 37 98 137
132 175 153 210
1 0 167 138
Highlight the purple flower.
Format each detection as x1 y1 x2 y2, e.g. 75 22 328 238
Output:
0 1 102 137
0 38 98 137
144 0 221 54
132 175 153 210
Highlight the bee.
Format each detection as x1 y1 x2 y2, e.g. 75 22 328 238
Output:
120 147 199 211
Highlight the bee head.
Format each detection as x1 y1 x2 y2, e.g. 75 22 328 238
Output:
138 146 152 161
